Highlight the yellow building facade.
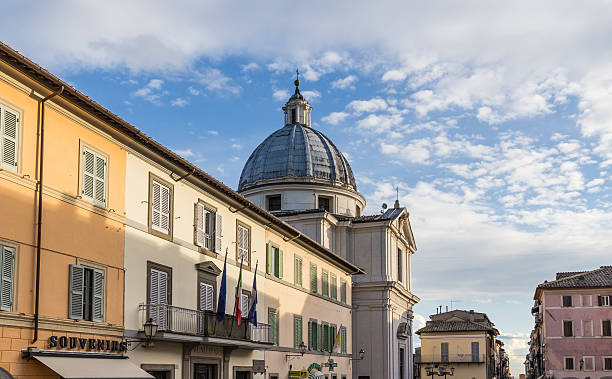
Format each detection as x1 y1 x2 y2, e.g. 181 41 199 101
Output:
417 310 499 379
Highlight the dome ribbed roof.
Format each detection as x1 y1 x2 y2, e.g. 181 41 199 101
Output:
238 124 356 192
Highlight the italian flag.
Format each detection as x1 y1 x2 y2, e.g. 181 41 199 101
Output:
234 256 244 325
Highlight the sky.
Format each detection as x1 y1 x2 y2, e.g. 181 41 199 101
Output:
4 1 612 375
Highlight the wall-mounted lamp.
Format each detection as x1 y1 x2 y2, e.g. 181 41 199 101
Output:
349 348 365 361
285 341 307 360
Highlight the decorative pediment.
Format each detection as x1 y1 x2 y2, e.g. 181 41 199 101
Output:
195 261 222 277
399 214 417 250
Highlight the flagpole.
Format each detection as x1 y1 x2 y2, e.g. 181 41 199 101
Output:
214 248 229 335
229 254 244 337
244 260 258 339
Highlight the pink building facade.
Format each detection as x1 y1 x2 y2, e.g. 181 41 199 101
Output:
527 266 612 379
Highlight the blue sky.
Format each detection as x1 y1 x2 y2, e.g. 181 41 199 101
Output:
4 1 612 374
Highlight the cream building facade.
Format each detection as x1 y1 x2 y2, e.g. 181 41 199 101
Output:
238 78 420 379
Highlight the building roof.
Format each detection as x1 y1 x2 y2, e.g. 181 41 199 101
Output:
538 266 612 289
416 320 494 334
275 206 406 224
238 123 357 192
0 41 365 276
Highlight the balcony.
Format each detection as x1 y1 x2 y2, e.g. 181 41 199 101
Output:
138 304 272 347
420 354 486 364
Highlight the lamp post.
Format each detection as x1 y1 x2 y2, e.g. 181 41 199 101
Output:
425 364 454 379
285 341 307 360
349 348 366 361
126 317 158 350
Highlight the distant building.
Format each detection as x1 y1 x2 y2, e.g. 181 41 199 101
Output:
416 309 502 379
527 266 612 379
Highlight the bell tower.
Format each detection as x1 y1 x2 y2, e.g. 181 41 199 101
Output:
282 69 312 127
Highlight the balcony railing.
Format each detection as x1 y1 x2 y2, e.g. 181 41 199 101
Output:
420 354 486 364
138 304 272 344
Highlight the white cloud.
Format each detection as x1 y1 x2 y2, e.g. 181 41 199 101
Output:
173 148 195 157
241 62 259 72
231 143 242 150
356 113 403 134
272 89 289 101
322 111 350 125
302 90 321 101
347 98 388 113
171 97 188 107
207 130 219 136
382 69 407 81
194 68 240 95
188 86 201 96
331 75 357 89
133 78 165 104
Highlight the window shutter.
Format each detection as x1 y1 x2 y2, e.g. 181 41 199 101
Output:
308 321 313 350
82 149 95 200
310 264 317 293
599 295 603 306
0 246 14 311
340 280 347 303
278 250 283 279
94 155 106 205
294 316 302 348
341 326 347 353
195 203 204 247
69 265 85 320
318 323 323 351
322 271 329 297
151 181 170 234
200 282 214 311
295 257 302 286
150 268 168 329
1 107 19 170
151 181 161 231
160 185 170 233
266 243 273 274
330 274 337 300
92 269 104 322
241 293 249 317
215 213 223 253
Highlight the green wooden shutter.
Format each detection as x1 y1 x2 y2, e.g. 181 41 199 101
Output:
310 264 317 293
318 323 323 351
294 316 302 348
0 246 15 311
92 268 105 322
1 107 19 170
330 274 337 300
322 271 329 297
341 326 347 353
266 243 273 274
294 257 302 286
307 321 312 349
278 249 283 279
340 280 347 303
69 265 85 320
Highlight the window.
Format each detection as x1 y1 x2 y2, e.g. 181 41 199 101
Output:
322 270 329 297
330 273 337 300
266 243 283 279
268 308 279 346
564 357 574 370
236 222 250 266
355 205 361 217
194 202 222 253
583 320 593 337
0 104 19 171
149 174 173 239
148 262 171 330
294 256 302 286
294 315 303 349
441 342 449 362
267 195 281 211
340 280 347 304
69 264 104 322
241 291 249 318
199 282 214 311
0 245 15 312
603 320 612 336
322 323 330 352
340 326 347 354
397 248 403 283
599 295 611 306
328 324 337 353
318 196 332 212
471 342 479 362
563 320 573 337
399 347 405 379
310 264 318 293
605 357 612 370
308 320 318 350
81 146 107 206
291 109 296 124
562 295 573 307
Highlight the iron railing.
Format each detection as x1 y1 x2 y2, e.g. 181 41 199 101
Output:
138 304 272 344
420 353 486 363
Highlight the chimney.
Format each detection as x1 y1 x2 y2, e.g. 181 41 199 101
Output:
446 306 448 312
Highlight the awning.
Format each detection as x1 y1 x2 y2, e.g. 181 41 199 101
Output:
34 355 153 378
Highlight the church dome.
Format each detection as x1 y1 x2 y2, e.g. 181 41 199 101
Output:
238 123 356 192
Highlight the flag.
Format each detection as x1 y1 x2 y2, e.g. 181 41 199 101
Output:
335 324 342 349
248 262 258 326
234 255 244 325
216 249 228 322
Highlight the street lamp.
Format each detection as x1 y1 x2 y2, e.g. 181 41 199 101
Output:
143 318 158 347
285 341 307 360
426 364 455 379
350 348 366 361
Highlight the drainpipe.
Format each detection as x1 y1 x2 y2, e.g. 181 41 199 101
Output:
32 86 64 344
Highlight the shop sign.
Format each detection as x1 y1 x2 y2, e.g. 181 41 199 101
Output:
288 370 309 378
48 335 127 352
252 359 265 374
307 363 322 372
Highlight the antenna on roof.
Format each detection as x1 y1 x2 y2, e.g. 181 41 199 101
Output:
394 186 400 208
381 203 388 214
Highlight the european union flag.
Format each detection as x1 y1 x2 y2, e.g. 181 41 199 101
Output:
216 250 228 322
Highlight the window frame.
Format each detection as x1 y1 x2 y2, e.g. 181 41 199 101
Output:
340 279 347 304
147 261 172 305
0 243 16 313
601 295 611 306
329 273 337 300
440 342 449 362
268 307 279 346
148 173 174 241
293 314 303 349
79 143 109 207
321 270 329 297
235 220 251 269
266 194 282 212
69 262 106 322
604 356 612 371
194 200 219 257
0 102 21 172
310 263 318 293
294 255 302 287
562 320 573 337
602 319 612 337
318 195 333 212
397 248 403 283
564 356 575 370
240 289 251 319
197 270 217 312
562 295 573 308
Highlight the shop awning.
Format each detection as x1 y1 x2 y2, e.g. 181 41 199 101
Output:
34 355 153 378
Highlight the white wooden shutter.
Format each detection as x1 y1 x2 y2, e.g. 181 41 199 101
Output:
82 149 95 200
92 268 104 322
195 203 204 247
241 293 249 317
0 246 15 311
200 282 214 311
238 225 249 265
151 180 170 234
204 209 212 250
150 268 168 329
82 147 106 205
215 213 222 253
94 155 106 205
1 107 18 170
69 265 85 320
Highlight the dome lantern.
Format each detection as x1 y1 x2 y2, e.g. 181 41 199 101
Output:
282 69 312 127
